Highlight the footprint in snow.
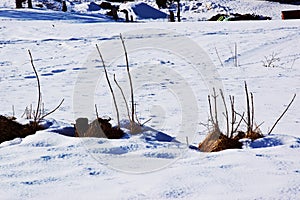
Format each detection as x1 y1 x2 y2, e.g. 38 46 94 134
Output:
51 69 66 74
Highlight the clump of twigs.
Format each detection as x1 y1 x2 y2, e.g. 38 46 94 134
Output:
198 88 243 152
262 52 280 68
199 82 296 152
93 34 149 137
0 50 64 144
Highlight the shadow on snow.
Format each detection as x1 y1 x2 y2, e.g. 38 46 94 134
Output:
0 8 112 23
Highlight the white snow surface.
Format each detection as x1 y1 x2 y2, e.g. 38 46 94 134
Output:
0 1 300 199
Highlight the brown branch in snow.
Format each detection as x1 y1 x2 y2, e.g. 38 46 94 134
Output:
96 44 120 129
208 95 215 126
28 50 42 126
268 94 296 135
113 74 131 122
40 99 64 121
251 92 254 131
244 82 252 133
212 88 219 129
220 89 229 137
120 33 135 124
95 104 99 119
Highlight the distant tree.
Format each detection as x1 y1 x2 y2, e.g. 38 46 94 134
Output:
16 0 23 8
176 0 180 22
62 1 67 12
169 10 175 22
28 0 32 8
156 0 168 9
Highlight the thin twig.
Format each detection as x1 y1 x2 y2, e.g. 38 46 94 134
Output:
212 88 218 128
208 95 215 126
233 112 245 133
268 94 296 135
220 89 229 136
254 121 264 132
234 42 238 67
235 111 247 124
141 118 152 126
29 104 32 119
28 50 41 125
113 74 131 122
245 82 252 132
40 99 64 120
229 95 235 138
120 33 135 124
96 44 120 128
95 104 99 119
134 103 142 125
215 47 224 67
251 92 254 129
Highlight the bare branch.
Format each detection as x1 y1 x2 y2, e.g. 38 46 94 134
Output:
233 112 245 133
208 95 215 126
220 89 229 136
96 44 120 129
40 99 64 120
120 34 135 124
141 118 152 126
215 47 224 67
114 74 131 122
212 88 219 128
251 92 254 130
28 50 41 125
234 43 238 67
134 103 142 125
268 94 296 135
254 121 264 132
244 82 252 133
95 104 99 119
229 95 235 138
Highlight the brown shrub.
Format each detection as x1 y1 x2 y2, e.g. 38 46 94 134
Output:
0 115 43 144
198 129 242 152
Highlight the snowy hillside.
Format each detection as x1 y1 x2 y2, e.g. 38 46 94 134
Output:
0 0 300 199
1 0 299 21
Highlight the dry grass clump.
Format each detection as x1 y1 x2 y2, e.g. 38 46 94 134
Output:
199 82 296 152
199 129 242 152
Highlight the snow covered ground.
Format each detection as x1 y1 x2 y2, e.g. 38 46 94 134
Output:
0 0 300 199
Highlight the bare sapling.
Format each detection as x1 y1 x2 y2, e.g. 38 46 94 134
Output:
96 44 120 129
262 52 280 68
28 50 64 127
120 34 134 122
0 50 64 144
28 50 41 128
119 34 142 133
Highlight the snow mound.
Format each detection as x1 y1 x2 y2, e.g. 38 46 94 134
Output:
120 2 168 20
